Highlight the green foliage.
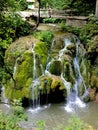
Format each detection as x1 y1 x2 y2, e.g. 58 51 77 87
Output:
0 0 31 84
36 116 91 130
79 18 98 44
34 31 54 49
65 116 88 130
0 99 28 130
0 0 27 12
41 0 95 15
18 0 28 11
41 0 72 9
70 0 95 16
43 18 58 23
60 16 98 44
36 120 46 130
12 99 28 121
60 22 80 36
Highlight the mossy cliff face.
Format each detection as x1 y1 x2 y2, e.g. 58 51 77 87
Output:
3 35 48 100
3 32 97 103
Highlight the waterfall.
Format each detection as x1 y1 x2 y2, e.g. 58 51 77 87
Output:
61 73 71 96
59 38 72 94
30 79 40 109
73 57 86 91
29 36 87 111
1 87 10 108
32 46 37 80
45 59 54 75
59 38 71 60
65 38 86 112
29 44 40 109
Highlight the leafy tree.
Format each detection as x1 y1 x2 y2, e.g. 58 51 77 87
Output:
0 0 30 85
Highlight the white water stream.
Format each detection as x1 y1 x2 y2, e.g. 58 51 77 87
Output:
30 37 87 112
65 38 86 112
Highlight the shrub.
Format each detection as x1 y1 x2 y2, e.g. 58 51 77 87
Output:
0 99 28 130
65 116 88 130
34 31 54 49
43 18 58 23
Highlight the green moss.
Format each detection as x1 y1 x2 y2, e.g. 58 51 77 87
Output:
63 61 75 84
5 51 33 100
51 76 65 90
5 84 30 100
34 42 48 69
40 76 52 94
39 75 67 96
49 60 62 76
14 51 33 89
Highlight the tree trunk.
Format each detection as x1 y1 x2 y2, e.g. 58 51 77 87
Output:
33 0 41 30
95 0 98 17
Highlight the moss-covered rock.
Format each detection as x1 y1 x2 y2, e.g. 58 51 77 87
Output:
63 61 75 84
5 50 33 99
39 75 67 103
14 51 33 89
39 75 67 95
49 60 62 76
4 31 96 103
3 35 42 100
34 41 48 69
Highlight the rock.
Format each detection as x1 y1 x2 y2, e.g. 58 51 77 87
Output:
4 36 47 100
49 60 62 76
34 41 48 69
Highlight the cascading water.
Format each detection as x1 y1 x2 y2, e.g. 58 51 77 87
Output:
59 38 71 60
32 46 37 80
29 45 41 109
29 79 40 110
1 87 10 108
65 38 86 112
58 38 72 99
29 36 87 112
45 59 54 75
